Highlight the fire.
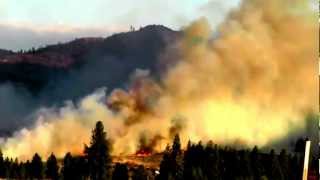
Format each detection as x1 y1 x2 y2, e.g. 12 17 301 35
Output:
0 0 317 160
135 149 152 157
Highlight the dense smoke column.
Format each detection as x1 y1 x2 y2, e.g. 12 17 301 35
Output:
0 0 317 160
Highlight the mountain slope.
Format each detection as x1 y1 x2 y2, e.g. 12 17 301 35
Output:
0 25 180 96
0 25 181 131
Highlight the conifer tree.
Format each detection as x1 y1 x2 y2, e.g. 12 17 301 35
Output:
62 152 74 180
0 149 5 178
250 146 264 180
158 145 172 180
85 121 112 180
112 163 129 180
132 165 148 180
268 150 284 180
171 134 183 180
46 153 59 180
278 149 289 180
31 153 43 179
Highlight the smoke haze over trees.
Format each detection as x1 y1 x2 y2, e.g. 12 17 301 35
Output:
0 0 317 170
0 122 317 179
0 0 317 179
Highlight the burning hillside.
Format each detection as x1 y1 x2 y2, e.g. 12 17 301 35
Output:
113 153 163 170
0 0 317 161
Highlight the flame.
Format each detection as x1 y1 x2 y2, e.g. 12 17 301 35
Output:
135 149 152 157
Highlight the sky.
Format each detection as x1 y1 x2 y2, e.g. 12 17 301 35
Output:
0 0 241 50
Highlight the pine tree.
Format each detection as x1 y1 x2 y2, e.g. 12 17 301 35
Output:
72 156 89 179
112 163 129 180
267 150 284 180
0 149 5 178
132 165 148 180
4 157 10 178
61 152 74 180
238 150 253 180
24 160 32 179
85 121 112 180
31 153 43 179
278 149 289 180
46 153 59 180
10 158 20 179
158 145 172 180
172 134 181 158
204 141 220 180
250 146 264 180
171 134 183 180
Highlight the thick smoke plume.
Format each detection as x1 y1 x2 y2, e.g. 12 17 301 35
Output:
0 0 317 159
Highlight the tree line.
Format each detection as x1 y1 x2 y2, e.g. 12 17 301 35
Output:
0 121 318 180
157 135 318 180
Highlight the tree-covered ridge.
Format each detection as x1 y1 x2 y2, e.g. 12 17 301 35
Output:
0 121 318 180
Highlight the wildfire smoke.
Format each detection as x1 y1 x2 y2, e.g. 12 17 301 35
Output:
0 0 317 160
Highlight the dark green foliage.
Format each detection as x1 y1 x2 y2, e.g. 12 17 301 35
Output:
72 156 90 179
112 163 129 180
157 134 183 180
266 150 284 180
294 138 305 153
158 139 310 180
278 149 289 180
45 153 59 180
204 141 220 180
61 152 89 179
30 153 43 179
158 145 173 180
250 146 265 180
61 152 74 180
61 152 89 180
238 150 253 179
24 160 32 179
0 127 314 180
172 134 181 158
84 121 112 180
132 165 148 180
0 149 5 178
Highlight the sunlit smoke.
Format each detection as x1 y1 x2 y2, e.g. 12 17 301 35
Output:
0 0 317 160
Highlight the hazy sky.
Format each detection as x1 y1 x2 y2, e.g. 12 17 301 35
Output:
0 0 241 50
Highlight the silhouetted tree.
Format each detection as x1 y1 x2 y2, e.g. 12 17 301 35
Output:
183 141 208 180
46 153 59 180
172 134 181 157
112 163 129 180
132 165 148 180
158 134 183 180
61 152 74 180
238 150 253 180
158 145 172 180
61 153 88 179
294 138 305 154
0 134 315 180
278 149 289 180
10 158 20 178
172 134 183 180
30 153 43 179
24 160 32 179
72 156 89 179
3 157 10 178
267 150 284 180
250 146 264 180
204 141 220 179
85 121 112 180
0 149 5 178
289 154 300 180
